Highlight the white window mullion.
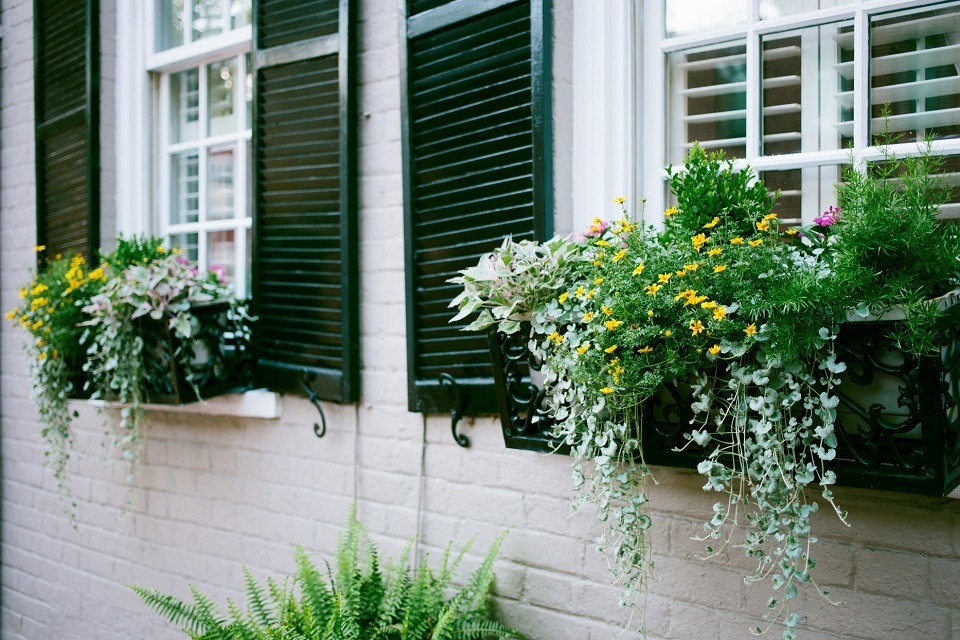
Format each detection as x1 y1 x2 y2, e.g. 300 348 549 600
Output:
198 61 209 269
746 27 761 161
853 7 870 168
159 72 172 241
184 0 195 46
642 0 667 222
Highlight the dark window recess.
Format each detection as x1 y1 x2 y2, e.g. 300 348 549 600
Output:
402 0 552 415
34 0 99 259
251 0 359 404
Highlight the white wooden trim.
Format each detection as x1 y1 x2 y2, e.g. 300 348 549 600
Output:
147 25 252 73
84 388 283 419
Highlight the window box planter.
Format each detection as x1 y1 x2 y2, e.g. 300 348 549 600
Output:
489 297 960 497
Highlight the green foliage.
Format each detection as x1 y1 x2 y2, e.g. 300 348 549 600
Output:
133 509 521 640
101 234 166 271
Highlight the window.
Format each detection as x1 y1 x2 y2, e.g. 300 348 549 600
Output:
150 1 253 297
644 0 960 224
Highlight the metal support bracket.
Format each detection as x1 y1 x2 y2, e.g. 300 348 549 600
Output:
438 372 469 448
300 369 327 439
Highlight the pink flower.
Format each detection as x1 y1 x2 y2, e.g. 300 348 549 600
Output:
814 205 840 227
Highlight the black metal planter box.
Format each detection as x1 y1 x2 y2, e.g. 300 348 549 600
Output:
488 302 960 497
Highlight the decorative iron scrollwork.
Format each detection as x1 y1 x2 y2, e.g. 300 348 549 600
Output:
300 369 327 439
439 373 469 448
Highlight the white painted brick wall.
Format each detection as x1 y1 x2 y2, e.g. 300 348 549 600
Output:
2 1 960 639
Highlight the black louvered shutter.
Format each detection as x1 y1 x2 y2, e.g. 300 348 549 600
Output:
251 0 358 402
401 0 552 414
34 0 99 259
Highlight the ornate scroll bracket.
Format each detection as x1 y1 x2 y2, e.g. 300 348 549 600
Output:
300 369 327 439
438 373 469 448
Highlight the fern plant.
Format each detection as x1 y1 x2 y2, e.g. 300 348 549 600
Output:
132 509 521 640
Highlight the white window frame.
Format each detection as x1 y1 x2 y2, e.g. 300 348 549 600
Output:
632 0 960 223
116 1 252 297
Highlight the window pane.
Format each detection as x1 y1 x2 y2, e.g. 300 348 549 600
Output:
158 0 186 50
667 41 747 165
231 0 252 29
208 58 238 137
208 147 235 221
170 232 199 261
665 0 748 38
208 230 236 285
193 0 226 41
760 0 852 21
761 165 844 224
171 151 200 225
245 53 253 130
761 21 854 156
869 4 960 144
170 69 200 143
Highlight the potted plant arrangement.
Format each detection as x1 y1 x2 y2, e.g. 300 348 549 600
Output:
9 236 250 518
450 140 960 637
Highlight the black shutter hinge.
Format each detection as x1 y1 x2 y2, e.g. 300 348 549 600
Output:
438 373 469 448
300 369 327 439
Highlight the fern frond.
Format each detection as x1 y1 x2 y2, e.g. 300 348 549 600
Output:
130 585 208 635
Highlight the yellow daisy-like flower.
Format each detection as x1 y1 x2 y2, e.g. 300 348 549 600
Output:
749 239 763 247
88 267 106 281
689 320 705 335
664 207 678 217
645 283 661 296
35 338 44 348
647 309 654 317
708 344 721 355
713 264 727 274
713 306 727 321
559 292 569 303
614 196 626 204
707 247 723 257
172 247 181 254
34 245 46 252
664 329 672 337
596 239 610 248
689 295 708 306
575 285 586 297
601 305 613 316
730 237 745 245
691 233 708 251
701 300 718 310
30 283 49 296
586 289 596 299
632 263 645 276
763 213 778 221
19 287 27 299
658 272 672 283
600 387 615 395
157 246 168 254
577 343 591 355
583 312 595 322
38 351 47 361
674 289 696 303
32 319 43 331
5 310 17 320
703 217 720 229
613 249 628 263
548 331 564 344
604 319 623 331
676 268 687 277
619 218 636 233
756 220 770 232
684 262 700 271
744 323 758 336
594 277 604 285
637 346 653 355
31 297 49 311
604 345 618 354
786 228 798 235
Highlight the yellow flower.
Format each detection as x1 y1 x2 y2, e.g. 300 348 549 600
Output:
744 323 758 336
604 345 618 354
676 268 687 277
713 264 727 274
19 287 27 299
689 295 708 306
577 343 591 355
594 277 604 285
52 350 58 359
30 297 49 311
586 289 596 299
689 320 705 335
575 285 586 297
786 228 798 235
613 249 628 263
30 283 49 296
559 292 569 303
600 387 615 395
749 239 763 247
701 300 718 309
583 312 595 322
647 310 654 317
34 245 46 252
658 273 672 283
664 329 672 337
35 338 44 348
548 332 564 345
596 239 610 248
756 220 770 232
707 247 723 257
614 196 626 204
38 351 47 361
731 237 745 245
172 247 181 254
601 305 613 316
664 207 678 217
713 306 727 321
88 267 105 281
637 346 653 355
5 310 17 320
157 246 168 254
703 217 719 229
708 344 721 355
645 283 661 296
675 289 696 303
632 263 645 276
619 218 636 233
763 213 778 221
31 319 43 330
691 233 708 251
604 319 623 331
54 253 62 260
